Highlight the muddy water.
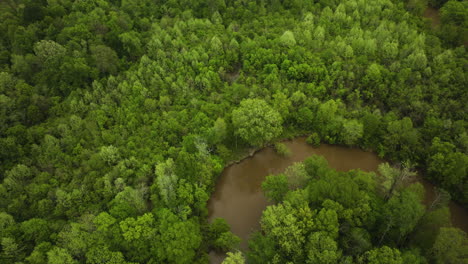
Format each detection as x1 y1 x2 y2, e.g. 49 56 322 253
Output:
208 137 468 263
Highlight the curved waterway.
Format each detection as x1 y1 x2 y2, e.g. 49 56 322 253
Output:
207 137 468 263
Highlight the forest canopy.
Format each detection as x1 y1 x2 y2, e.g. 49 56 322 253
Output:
0 0 467 263
256 156 468 264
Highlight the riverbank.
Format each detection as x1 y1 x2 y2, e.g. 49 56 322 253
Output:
208 136 468 263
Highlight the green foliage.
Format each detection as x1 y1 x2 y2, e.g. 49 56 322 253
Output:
377 162 417 200
315 100 343 141
303 155 330 179
90 45 119 75
0 212 15 236
3 164 32 192
306 133 321 147
120 213 155 242
284 162 309 190
99 145 120 165
401 249 427 264
341 228 373 256
306 232 341 264
341 119 364 146
439 1 468 46
222 251 245 264
154 158 178 209
232 98 283 147
384 117 420 161
33 40 66 68
86 246 127 264
209 218 240 252
26 242 52 264
431 227 468 264
411 206 452 255
274 142 291 157
213 232 241 252
406 0 429 16
0 0 466 262
155 209 202 263
428 138 468 203
272 92 292 121
254 156 459 263
109 187 147 219
260 202 307 260
20 218 50 244
379 186 426 243
1 236 21 260
262 174 289 203
46 247 77 264
280 31 297 47
247 232 277 263
210 118 227 145
361 246 403 264
210 218 230 235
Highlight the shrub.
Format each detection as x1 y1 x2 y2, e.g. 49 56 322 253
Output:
274 143 291 157
306 133 321 147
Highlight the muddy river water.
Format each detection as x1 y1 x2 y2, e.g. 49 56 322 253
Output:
208 137 468 263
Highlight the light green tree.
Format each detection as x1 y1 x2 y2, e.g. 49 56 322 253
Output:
232 99 282 147
272 92 292 120
210 117 227 145
33 40 66 68
85 246 127 264
280 31 297 47
341 119 364 145
362 246 403 264
210 36 224 54
155 158 178 208
3 164 31 191
1 237 20 260
222 251 245 264
99 146 120 165
284 162 309 190
378 162 416 200
47 247 77 264
260 202 305 258
306 232 341 264
315 100 342 140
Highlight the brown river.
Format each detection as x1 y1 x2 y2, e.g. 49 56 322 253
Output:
207 137 468 263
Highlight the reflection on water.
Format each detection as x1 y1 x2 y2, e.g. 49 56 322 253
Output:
207 137 468 263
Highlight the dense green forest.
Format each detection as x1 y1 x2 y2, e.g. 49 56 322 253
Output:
0 0 467 263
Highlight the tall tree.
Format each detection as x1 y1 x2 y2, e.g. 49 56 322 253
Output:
232 98 282 147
